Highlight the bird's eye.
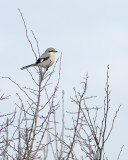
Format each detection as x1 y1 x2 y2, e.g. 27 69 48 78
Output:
49 50 54 52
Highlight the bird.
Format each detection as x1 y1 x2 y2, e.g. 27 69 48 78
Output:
21 48 58 71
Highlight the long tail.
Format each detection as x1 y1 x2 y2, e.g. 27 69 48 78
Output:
21 64 35 70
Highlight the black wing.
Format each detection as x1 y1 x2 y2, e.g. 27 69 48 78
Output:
36 56 50 64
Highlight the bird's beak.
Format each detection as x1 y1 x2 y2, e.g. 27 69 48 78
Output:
55 50 58 53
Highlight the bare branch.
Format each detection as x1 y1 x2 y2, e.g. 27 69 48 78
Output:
18 8 37 60
117 145 124 160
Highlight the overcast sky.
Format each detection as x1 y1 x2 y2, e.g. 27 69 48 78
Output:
0 0 128 159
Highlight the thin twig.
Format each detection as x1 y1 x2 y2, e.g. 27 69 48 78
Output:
18 8 37 60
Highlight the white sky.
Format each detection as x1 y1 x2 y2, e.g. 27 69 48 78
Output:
0 0 128 159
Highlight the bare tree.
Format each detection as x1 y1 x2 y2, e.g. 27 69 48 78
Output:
0 9 124 160
1 9 62 160
64 66 122 160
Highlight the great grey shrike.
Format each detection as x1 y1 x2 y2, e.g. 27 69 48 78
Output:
21 47 58 71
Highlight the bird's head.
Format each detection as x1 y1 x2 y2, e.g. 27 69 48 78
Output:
46 48 58 55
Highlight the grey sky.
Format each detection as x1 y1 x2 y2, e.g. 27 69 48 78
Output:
0 0 128 159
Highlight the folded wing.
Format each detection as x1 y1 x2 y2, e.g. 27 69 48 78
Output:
36 56 50 64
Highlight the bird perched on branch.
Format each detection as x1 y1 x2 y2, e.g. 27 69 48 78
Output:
21 48 58 71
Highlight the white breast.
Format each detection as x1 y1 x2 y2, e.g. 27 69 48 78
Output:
38 53 55 69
